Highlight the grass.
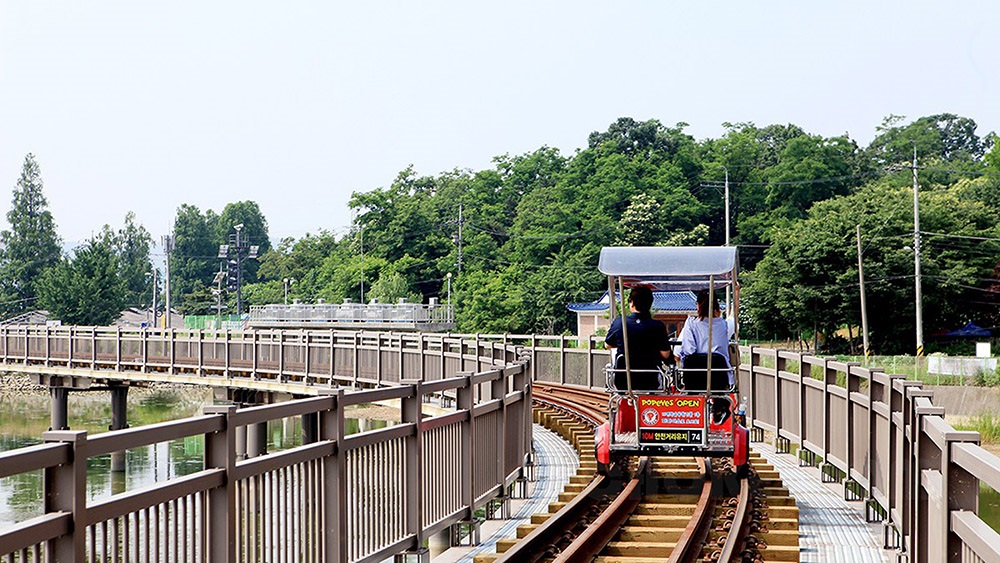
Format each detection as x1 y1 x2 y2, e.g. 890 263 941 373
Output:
953 414 1000 443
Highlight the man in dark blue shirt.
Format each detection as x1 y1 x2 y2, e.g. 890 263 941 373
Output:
605 286 673 389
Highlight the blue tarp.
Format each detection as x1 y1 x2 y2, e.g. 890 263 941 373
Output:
945 322 991 338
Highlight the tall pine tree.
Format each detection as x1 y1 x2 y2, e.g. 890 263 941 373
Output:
0 154 62 318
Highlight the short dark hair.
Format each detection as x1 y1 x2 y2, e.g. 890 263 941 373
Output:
628 286 654 314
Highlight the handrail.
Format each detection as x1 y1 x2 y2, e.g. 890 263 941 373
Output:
0 327 531 563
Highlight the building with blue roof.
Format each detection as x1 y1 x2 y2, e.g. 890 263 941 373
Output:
567 290 700 340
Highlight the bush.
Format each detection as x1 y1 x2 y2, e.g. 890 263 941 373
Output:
973 366 1000 387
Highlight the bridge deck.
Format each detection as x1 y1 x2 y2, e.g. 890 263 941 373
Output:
437 424 579 562
754 442 891 562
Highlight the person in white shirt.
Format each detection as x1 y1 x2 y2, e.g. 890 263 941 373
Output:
678 289 734 386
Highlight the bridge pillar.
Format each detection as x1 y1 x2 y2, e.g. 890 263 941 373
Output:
236 425 248 460
109 383 129 471
302 412 318 444
247 422 268 457
427 528 451 557
50 386 69 431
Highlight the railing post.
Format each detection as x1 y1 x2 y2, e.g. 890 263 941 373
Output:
197 329 204 375
44 325 50 367
492 371 507 516
376 333 383 386
252 330 258 378
353 332 360 387
398 333 405 380
419 334 427 381
90 328 97 369
559 336 566 385
203 405 236 563
401 380 427 556
303 329 311 384
43 430 88 561
278 330 285 382
115 326 122 372
224 331 231 378
458 373 475 519
67 326 74 367
329 329 336 385
141 327 148 372
773 351 785 450
943 430 979 562
169 328 176 373
910 389 940 562
318 388 346 561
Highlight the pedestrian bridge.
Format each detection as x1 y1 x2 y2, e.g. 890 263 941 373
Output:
0 325 997 563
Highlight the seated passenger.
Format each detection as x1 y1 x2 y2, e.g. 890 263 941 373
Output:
605 286 673 390
678 290 734 391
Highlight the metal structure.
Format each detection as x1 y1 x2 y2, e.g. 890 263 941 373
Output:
0 326 997 562
0 327 531 563
248 301 455 331
594 246 748 472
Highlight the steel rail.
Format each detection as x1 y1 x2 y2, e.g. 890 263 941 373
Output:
492 468 612 563
532 389 606 428
551 456 651 563
666 457 715 563
715 472 751 562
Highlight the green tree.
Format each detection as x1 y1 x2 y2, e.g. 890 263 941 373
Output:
114 212 154 308
616 193 664 246
0 154 62 317
867 113 988 166
744 180 999 353
368 271 422 304
171 204 218 312
38 233 125 326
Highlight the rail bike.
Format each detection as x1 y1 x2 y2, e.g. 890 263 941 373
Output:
594 246 750 476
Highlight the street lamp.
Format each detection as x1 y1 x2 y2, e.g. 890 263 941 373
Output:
283 277 296 305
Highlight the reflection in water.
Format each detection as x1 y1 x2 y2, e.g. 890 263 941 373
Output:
0 387 390 528
982 484 1000 535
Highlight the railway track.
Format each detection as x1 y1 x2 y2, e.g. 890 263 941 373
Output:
481 383 799 563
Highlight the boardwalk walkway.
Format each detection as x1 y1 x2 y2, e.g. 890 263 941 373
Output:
436 424 579 562
754 442 891 562
439 436 894 562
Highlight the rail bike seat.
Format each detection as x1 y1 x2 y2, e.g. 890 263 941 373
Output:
606 354 666 392
676 353 733 393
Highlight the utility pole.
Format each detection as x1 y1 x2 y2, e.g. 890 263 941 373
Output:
151 268 158 327
723 168 732 315
360 224 365 304
857 225 870 364
161 234 173 328
220 224 258 318
913 146 924 363
724 167 730 247
456 203 464 274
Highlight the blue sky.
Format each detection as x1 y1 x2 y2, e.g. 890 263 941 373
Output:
1 1 997 253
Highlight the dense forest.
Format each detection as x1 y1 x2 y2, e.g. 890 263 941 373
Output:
3 114 999 354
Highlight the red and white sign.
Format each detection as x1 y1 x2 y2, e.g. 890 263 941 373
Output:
637 395 705 429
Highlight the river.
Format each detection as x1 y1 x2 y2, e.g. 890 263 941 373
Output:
0 385 388 528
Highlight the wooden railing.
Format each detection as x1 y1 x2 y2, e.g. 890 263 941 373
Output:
0 326 531 563
739 347 1000 563
2 327 998 562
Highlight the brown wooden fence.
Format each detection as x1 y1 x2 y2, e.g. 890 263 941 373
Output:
2 327 999 562
0 326 531 563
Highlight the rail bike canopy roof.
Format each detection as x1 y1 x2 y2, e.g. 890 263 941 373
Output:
598 246 738 290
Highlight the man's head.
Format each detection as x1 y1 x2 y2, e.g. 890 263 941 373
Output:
628 286 654 315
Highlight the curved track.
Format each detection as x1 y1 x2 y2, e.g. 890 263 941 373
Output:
503 383 793 563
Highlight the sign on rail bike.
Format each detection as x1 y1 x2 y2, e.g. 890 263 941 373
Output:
637 395 705 445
